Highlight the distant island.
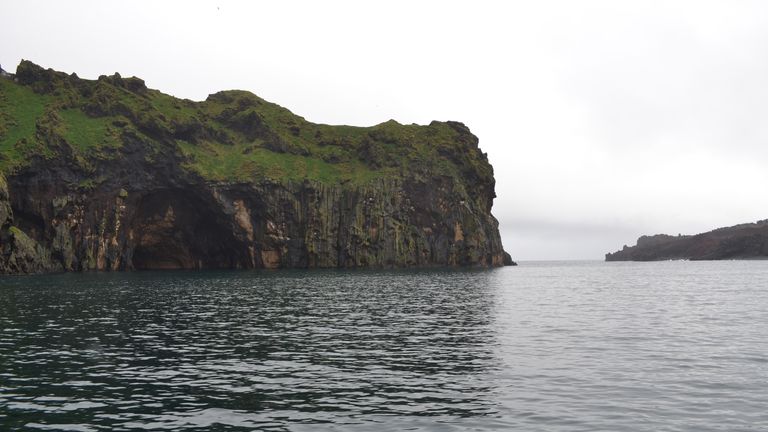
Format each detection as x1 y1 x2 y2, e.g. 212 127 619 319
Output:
0 60 513 274
606 220 768 261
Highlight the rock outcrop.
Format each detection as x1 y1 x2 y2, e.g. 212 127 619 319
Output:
605 220 768 261
0 60 513 273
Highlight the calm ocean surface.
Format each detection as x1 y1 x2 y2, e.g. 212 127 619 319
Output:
1 261 767 431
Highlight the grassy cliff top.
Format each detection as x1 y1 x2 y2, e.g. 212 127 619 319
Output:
0 60 494 189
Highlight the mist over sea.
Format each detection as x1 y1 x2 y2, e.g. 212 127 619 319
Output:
1 261 766 431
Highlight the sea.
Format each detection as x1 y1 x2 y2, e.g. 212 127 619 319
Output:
1 261 766 431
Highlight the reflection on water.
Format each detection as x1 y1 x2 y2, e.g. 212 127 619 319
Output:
1 262 768 431
0 270 503 431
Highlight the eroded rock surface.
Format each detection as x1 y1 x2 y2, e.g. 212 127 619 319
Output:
0 61 513 273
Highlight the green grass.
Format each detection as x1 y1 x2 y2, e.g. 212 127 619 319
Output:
148 89 200 123
177 139 379 184
0 62 495 188
172 111 486 185
60 109 121 152
0 78 50 171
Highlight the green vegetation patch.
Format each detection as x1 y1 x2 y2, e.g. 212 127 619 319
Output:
177 139 378 184
149 89 200 121
1 61 495 189
60 109 121 152
0 78 50 171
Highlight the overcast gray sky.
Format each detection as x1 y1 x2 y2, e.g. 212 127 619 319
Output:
3 0 767 260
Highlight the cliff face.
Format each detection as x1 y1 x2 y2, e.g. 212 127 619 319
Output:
0 61 512 273
605 221 768 261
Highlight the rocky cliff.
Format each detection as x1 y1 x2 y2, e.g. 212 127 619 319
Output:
0 61 513 273
605 220 768 261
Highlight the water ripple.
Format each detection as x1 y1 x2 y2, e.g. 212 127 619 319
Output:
1 262 767 431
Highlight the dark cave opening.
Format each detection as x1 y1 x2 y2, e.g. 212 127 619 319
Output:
132 237 196 270
129 189 248 270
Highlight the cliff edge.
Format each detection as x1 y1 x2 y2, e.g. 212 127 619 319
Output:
605 220 768 261
0 61 514 273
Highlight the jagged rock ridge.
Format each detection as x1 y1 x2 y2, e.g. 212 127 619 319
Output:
0 61 514 273
605 220 768 261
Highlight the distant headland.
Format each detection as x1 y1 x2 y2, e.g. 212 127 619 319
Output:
606 220 768 261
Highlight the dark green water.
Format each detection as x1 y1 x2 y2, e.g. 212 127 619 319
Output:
1 262 767 431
